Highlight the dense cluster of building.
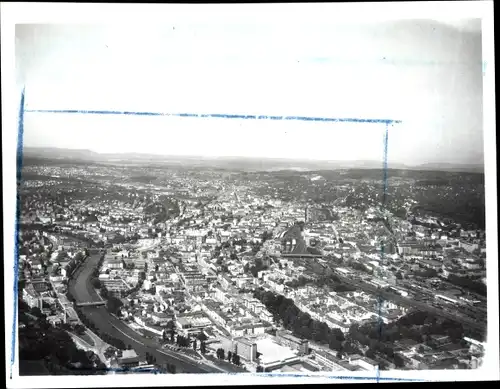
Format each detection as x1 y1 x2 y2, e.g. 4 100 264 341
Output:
18 165 487 372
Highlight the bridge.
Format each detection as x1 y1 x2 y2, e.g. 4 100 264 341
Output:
76 301 106 307
281 253 323 259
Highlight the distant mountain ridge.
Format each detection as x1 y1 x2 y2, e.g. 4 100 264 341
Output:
22 147 485 173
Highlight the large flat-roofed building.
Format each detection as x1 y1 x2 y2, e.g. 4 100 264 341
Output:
276 331 309 355
255 337 300 372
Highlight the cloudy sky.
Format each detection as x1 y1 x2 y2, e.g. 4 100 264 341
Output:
16 16 484 165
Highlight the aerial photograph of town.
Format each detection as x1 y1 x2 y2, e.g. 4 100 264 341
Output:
16 150 488 375
8 3 494 382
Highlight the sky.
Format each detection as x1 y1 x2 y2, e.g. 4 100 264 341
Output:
15 18 484 166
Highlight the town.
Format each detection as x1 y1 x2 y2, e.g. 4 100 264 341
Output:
17 161 487 375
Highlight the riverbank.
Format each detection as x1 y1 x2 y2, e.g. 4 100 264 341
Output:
68 252 220 373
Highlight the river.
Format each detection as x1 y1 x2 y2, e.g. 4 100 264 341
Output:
67 252 219 373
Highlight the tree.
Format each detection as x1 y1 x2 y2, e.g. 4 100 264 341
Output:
365 348 376 359
74 324 86 336
329 338 342 351
331 328 345 342
106 296 124 315
394 353 405 368
232 353 241 366
74 251 85 263
91 278 101 289
197 332 208 342
166 320 176 342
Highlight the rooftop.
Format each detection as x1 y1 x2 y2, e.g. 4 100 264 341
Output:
255 337 298 365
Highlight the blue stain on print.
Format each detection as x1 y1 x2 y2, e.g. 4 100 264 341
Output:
24 108 401 126
11 87 26 378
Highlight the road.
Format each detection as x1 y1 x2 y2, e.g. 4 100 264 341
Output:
335 274 486 334
68 253 222 373
68 331 109 370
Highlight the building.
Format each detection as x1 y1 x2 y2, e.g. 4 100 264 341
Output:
65 307 80 324
105 257 124 270
101 278 131 297
256 337 301 372
314 350 349 371
220 335 237 355
325 316 350 333
180 271 206 291
142 322 165 338
397 242 426 256
348 354 379 371
176 314 212 335
46 314 65 327
23 284 42 309
117 349 141 368
459 240 479 253
150 311 173 326
417 258 442 271
234 337 258 362
276 331 309 355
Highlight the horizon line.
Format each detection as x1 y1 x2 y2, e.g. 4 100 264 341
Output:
22 147 485 170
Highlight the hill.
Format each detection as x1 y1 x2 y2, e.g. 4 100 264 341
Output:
21 147 484 174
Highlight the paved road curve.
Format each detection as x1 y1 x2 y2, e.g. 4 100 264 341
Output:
68 254 221 373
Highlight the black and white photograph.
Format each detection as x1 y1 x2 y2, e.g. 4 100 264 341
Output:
3 1 497 387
